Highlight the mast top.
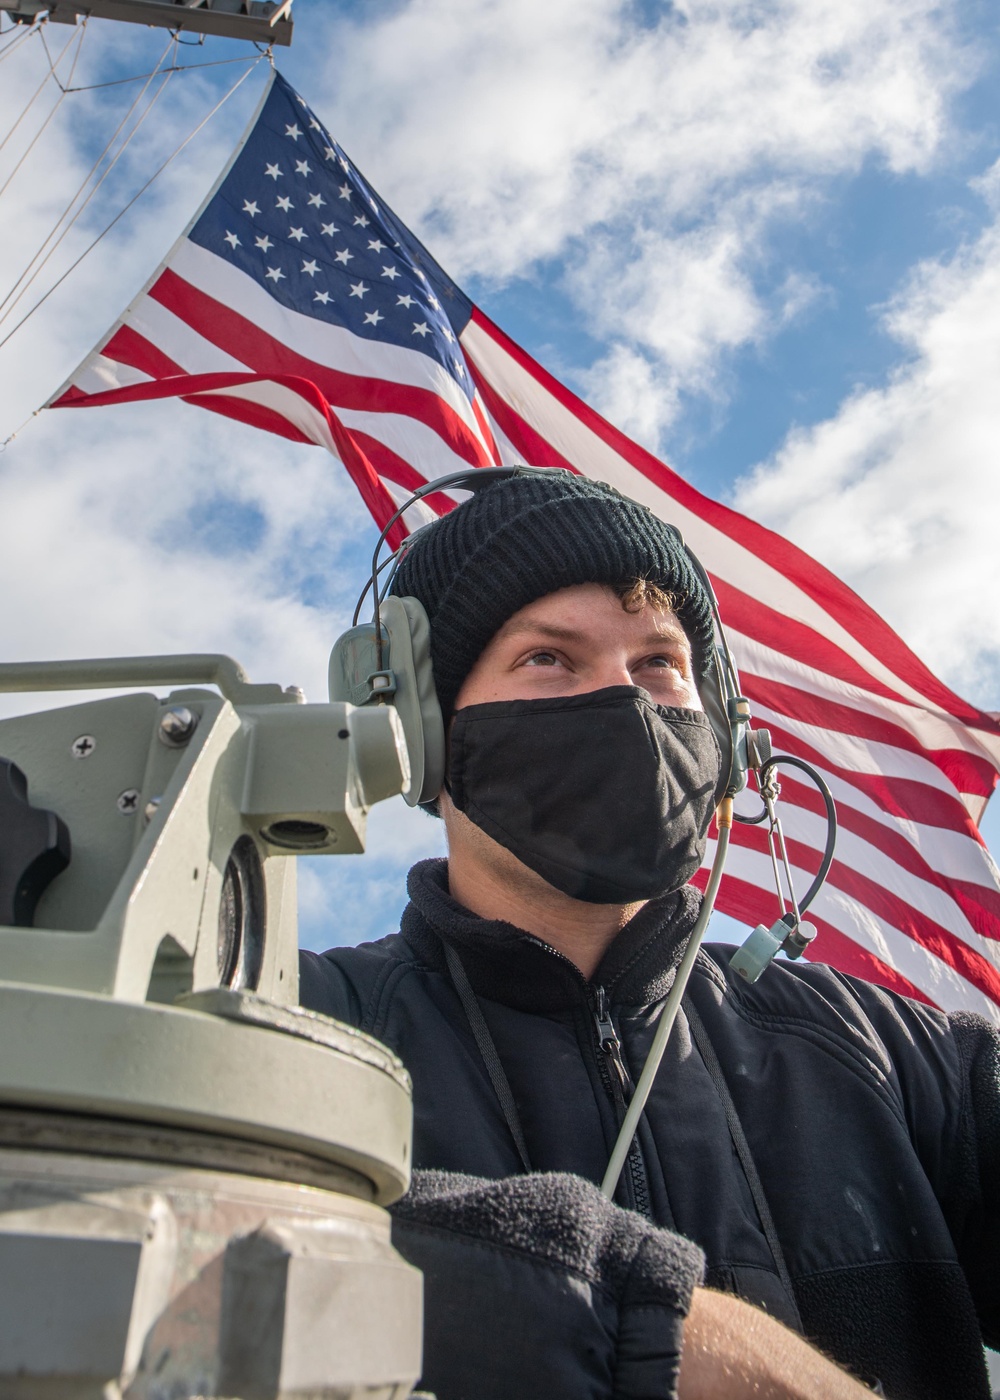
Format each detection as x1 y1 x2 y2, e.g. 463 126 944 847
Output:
0 0 293 46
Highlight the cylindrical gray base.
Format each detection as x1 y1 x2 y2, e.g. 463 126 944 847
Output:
0 1142 422 1400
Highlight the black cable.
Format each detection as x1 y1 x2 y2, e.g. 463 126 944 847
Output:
351 552 398 627
686 1002 803 1329
444 944 532 1173
756 754 837 913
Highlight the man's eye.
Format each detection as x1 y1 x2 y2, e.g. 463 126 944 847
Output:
524 651 560 667
645 655 682 671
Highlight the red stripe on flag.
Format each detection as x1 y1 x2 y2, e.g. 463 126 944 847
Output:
182 390 315 445
761 716 986 837
151 269 496 472
746 674 999 801
471 392 502 464
105 324 186 380
714 577 910 706
348 429 466 517
464 349 580 475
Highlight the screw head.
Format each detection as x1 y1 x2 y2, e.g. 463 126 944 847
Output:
70 734 96 759
159 706 198 748
117 789 141 815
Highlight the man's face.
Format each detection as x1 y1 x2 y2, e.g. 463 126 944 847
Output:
453 582 703 712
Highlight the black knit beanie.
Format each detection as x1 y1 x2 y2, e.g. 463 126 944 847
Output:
390 471 716 721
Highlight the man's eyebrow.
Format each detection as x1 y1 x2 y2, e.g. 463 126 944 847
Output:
500 618 691 648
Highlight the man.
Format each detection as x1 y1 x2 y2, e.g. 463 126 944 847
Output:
301 472 1000 1400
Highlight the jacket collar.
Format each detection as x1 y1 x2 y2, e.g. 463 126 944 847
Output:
400 858 703 1013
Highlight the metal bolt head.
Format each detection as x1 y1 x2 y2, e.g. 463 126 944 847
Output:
144 796 163 823
70 734 96 759
117 789 141 815
284 685 306 703
158 706 198 747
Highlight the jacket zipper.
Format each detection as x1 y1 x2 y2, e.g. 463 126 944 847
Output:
592 985 652 1219
519 936 656 1220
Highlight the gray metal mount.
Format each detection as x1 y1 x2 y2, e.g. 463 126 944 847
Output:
0 0 294 45
0 651 423 1397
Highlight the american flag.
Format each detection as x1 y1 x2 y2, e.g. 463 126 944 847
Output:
50 70 1000 1021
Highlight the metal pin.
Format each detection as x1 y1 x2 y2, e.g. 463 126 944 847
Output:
158 706 198 747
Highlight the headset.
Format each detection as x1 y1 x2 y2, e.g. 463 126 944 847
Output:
329 464 760 809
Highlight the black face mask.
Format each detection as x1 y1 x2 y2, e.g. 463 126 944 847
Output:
447 685 721 905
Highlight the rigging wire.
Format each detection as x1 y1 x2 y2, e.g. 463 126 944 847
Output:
0 405 42 453
0 19 87 206
0 22 77 156
0 55 267 355
58 51 267 94
0 19 40 65
0 34 180 324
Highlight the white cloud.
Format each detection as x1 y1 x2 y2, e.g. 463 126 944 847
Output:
307 0 972 432
734 188 1000 704
0 401 369 697
298 800 446 952
572 211 773 441
316 0 965 273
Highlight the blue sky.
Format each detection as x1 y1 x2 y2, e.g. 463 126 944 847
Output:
1 0 999 951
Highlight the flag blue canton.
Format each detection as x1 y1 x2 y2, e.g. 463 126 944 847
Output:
189 72 475 399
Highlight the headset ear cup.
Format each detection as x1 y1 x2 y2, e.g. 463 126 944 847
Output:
380 596 445 806
701 645 737 804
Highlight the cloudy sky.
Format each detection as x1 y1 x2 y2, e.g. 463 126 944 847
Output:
0 0 998 952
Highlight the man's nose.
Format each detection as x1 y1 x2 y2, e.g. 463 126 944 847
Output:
591 658 636 690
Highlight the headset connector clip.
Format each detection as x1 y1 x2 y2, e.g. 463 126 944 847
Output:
731 912 818 985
